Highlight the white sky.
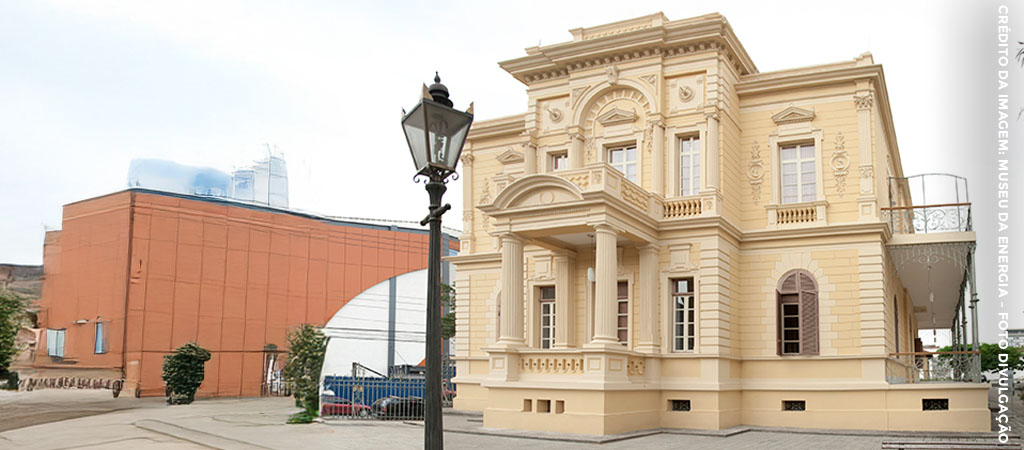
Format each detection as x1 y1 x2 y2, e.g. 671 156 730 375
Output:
1 1 1017 340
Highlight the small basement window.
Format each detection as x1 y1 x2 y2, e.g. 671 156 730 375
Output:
670 400 691 411
522 399 532 412
783 400 806 411
555 400 564 414
537 399 551 413
922 398 949 411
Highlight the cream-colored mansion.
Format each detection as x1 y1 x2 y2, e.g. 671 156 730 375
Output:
449 13 986 435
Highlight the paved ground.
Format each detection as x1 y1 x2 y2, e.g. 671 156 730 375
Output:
0 389 163 433
0 389 1011 450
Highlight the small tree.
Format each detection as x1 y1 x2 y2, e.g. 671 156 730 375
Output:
162 342 211 405
282 324 326 422
0 289 26 379
441 283 456 340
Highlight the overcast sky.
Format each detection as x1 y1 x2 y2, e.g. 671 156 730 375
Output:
0 1 1018 341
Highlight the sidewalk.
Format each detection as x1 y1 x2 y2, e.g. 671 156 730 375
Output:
0 392 1009 450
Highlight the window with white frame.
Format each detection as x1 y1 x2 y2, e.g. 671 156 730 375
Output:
616 281 629 345
780 143 817 204
608 146 638 183
679 136 701 196
551 152 568 171
46 328 65 357
539 286 556 349
672 278 696 351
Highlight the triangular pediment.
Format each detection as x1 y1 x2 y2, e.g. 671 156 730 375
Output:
496 148 524 165
772 105 815 125
596 107 637 126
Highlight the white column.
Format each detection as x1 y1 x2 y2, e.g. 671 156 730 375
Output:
636 244 660 353
705 111 720 190
523 142 537 175
568 132 584 169
498 233 525 345
652 121 665 196
589 224 619 345
553 252 575 349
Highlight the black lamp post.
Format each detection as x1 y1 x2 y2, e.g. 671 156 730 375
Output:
401 73 473 450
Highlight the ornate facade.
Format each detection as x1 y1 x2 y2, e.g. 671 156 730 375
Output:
449 13 986 435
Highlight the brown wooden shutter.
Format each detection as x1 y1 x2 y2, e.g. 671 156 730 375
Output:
776 297 783 355
798 273 819 355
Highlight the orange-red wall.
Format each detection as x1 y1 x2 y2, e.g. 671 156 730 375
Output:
36 189 456 397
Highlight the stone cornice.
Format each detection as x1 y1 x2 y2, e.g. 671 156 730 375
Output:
499 13 757 85
466 114 526 141
445 252 501 265
737 61 904 181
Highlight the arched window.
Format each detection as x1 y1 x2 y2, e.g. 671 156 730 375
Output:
777 270 819 356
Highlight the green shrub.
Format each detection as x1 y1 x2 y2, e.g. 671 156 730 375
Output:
0 289 26 375
282 324 326 416
162 342 211 405
286 410 317 424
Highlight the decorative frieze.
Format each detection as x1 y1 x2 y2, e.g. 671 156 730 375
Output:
854 93 874 110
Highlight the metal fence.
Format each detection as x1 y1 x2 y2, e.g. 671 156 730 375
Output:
886 351 982 384
321 357 456 420
885 174 972 234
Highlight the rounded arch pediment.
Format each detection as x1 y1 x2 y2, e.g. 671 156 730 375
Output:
572 80 656 130
490 174 584 210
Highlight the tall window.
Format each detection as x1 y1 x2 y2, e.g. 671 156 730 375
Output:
539 286 556 349
780 143 816 204
95 322 106 354
551 152 568 171
46 328 65 357
679 137 701 196
777 270 819 355
617 281 629 345
609 146 638 183
672 278 696 351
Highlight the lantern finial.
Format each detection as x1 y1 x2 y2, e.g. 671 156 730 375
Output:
427 73 452 107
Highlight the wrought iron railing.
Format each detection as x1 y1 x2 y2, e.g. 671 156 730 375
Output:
886 174 971 234
886 351 981 384
881 203 972 234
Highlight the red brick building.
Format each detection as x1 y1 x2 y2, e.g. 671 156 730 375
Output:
34 189 455 397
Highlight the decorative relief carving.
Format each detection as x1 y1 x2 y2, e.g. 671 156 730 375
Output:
859 165 874 194
605 65 620 84
585 135 595 162
643 123 653 154
640 74 657 87
546 107 563 123
566 173 590 189
460 153 474 165
854 93 874 110
747 141 765 204
830 131 850 196
679 86 694 101
571 86 589 107
620 182 649 212
591 170 603 185
480 181 492 204
627 357 645 376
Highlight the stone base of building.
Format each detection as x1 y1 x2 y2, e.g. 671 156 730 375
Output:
455 383 991 435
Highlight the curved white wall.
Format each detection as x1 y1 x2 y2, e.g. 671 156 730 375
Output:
320 269 427 377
